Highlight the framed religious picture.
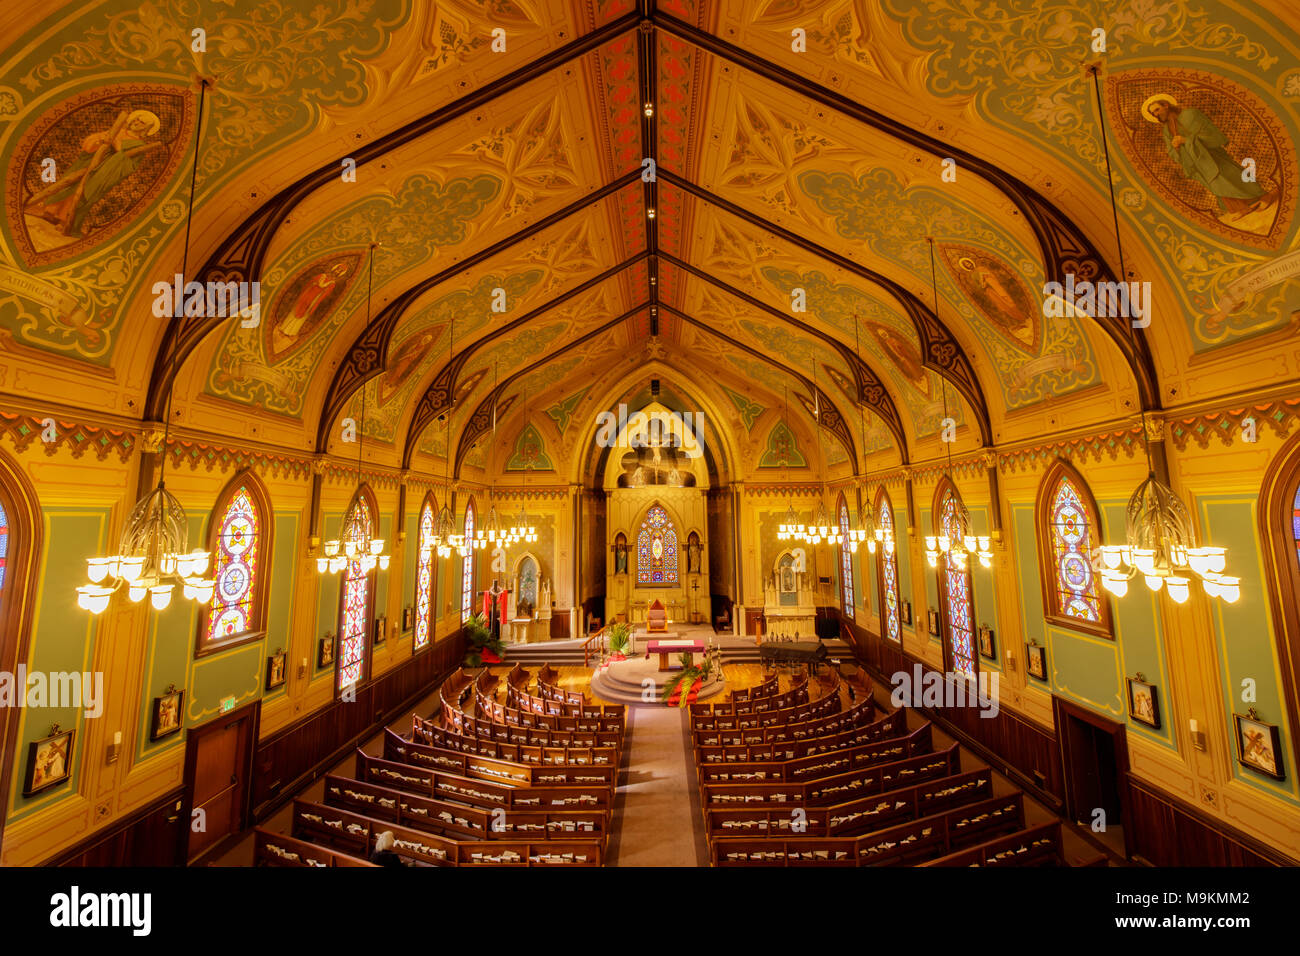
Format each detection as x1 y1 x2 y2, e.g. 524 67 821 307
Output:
401 606 415 632
319 633 335 668
901 600 913 626
1126 675 1160 729
1234 710 1285 780
23 726 74 796
978 624 996 661
151 686 184 741
926 608 940 637
373 614 387 647
266 649 287 691
1025 642 1048 681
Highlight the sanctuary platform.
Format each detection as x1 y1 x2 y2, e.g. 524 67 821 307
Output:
589 653 726 706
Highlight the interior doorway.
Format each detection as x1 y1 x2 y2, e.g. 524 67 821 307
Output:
182 701 259 865
1053 696 1128 859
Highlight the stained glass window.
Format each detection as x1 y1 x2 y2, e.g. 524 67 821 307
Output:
339 496 372 692
838 499 855 616
415 500 434 650
940 488 976 678
205 485 261 643
1049 475 1101 623
878 492 901 643
1292 484 1300 564
636 505 678 584
0 500 8 594
461 501 475 623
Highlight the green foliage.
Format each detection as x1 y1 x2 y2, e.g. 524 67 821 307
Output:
662 655 713 707
462 611 506 666
607 621 634 657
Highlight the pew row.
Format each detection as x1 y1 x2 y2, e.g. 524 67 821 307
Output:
253 828 375 867
355 751 613 811
382 729 617 788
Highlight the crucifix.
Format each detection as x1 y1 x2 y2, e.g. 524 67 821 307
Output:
691 579 700 621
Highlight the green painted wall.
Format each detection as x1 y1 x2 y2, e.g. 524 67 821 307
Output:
1202 496 1299 805
8 508 108 820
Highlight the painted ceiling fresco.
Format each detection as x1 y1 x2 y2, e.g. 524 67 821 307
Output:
3 0 1297 476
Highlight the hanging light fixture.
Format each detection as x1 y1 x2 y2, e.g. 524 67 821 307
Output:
430 316 460 559
318 243 390 576
506 378 537 544
1084 66 1236 604
794 363 843 549
478 363 511 549
919 238 993 573
847 315 891 556
78 81 216 615
775 385 806 542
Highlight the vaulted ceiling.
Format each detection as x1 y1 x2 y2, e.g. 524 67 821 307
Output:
3 0 1298 480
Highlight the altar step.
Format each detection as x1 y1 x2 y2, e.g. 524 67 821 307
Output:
499 635 855 668
589 655 727 706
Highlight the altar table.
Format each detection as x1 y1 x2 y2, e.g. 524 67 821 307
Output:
646 639 706 672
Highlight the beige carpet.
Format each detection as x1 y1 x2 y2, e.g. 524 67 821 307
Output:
606 704 709 867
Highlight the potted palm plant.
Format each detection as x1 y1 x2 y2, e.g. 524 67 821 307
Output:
463 611 506 667
663 653 713 707
606 621 634 662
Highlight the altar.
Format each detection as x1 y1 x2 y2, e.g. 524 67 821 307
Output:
761 552 817 641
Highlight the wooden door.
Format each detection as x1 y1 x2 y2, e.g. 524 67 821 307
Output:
184 702 258 864
1053 696 1129 855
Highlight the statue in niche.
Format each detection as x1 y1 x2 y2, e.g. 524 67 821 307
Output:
614 533 628 574
687 532 701 574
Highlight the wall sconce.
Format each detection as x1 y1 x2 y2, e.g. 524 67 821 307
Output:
1190 718 1208 752
106 730 122 765
298 658 308 680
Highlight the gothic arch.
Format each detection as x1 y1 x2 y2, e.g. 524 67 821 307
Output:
196 468 275 658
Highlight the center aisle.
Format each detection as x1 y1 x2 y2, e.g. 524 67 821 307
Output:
606 704 710 867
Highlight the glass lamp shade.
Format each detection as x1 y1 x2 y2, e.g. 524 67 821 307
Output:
379 554 391 571
76 585 113 614
87 558 115 583
1143 574 1164 592
128 583 148 603
937 535 951 554
1165 576 1191 604
118 556 146 583
149 584 174 610
325 541 340 558
316 556 329 573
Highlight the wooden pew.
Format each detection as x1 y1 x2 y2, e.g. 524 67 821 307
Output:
709 791 1026 866
704 768 995 841
253 828 374 867
920 820 1068 867
695 723 932 792
701 745 960 808
355 751 613 812
383 730 617 788
694 708 910 766
694 697 876 747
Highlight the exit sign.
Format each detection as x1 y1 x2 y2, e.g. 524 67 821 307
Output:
220 696 237 713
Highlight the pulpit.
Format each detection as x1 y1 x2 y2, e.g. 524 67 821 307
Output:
646 599 668 633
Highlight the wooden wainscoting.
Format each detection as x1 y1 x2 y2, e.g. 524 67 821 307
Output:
250 631 465 818
1125 776 1290 866
49 789 188 867
839 612 1064 809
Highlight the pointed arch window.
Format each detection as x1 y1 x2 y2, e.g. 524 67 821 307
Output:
1036 461 1111 638
0 500 7 597
338 493 374 693
461 499 476 622
199 473 271 655
414 495 435 650
838 495 854 617
937 483 977 678
636 504 678 585
876 489 901 643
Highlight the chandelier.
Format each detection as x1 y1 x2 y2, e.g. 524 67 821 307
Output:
849 314 893 557
1098 472 1237 602
318 243 389 575
503 380 537 545
77 81 215 615
1087 65 1234 604
920 237 993 573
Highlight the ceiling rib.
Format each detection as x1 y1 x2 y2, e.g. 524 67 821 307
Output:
652 12 1160 411
660 169 990 445
314 171 643 452
145 10 642 420
451 303 648 475
663 305 860 473
401 251 650 469
659 250 986 448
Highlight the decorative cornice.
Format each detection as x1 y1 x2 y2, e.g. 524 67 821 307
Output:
745 483 828 498
997 427 1145 474
1168 397 1300 451
166 439 315 481
0 412 137 462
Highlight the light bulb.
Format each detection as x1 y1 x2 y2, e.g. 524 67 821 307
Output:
119 557 146 582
